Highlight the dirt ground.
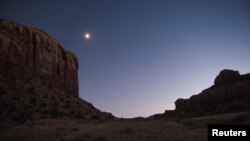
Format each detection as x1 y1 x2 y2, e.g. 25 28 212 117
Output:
0 112 249 141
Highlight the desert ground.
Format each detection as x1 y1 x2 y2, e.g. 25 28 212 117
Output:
1 112 249 141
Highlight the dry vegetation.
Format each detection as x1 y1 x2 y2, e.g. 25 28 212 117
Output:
1 112 250 141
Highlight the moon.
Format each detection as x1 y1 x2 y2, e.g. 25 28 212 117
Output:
84 33 91 40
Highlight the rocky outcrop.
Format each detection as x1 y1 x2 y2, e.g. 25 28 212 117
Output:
152 69 250 119
0 19 78 96
0 19 114 123
214 69 240 85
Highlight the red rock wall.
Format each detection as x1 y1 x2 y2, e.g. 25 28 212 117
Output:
0 19 115 122
0 19 78 96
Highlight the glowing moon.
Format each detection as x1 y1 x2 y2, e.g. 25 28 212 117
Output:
84 33 91 40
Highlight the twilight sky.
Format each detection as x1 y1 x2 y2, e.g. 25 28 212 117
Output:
1 0 250 118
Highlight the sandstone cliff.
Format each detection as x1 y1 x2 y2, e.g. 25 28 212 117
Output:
153 69 250 119
0 19 114 123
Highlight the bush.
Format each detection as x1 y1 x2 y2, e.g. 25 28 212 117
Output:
91 114 100 120
51 96 55 101
82 132 92 138
64 103 70 109
70 110 76 115
43 94 49 99
56 126 65 131
40 102 47 107
29 97 37 105
51 108 63 118
0 89 5 95
75 113 85 119
71 127 79 132
123 126 133 134
28 87 34 93
91 135 107 141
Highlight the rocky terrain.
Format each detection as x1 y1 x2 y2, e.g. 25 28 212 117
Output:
152 69 250 119
1 112 249 141
0 19 114 125
1 19 250 141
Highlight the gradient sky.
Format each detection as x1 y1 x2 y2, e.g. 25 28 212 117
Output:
1 0 250 118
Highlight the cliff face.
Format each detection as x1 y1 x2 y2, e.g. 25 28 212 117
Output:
0 19 114 123
174 69 250 116
0 19 78 96
153 69 250 119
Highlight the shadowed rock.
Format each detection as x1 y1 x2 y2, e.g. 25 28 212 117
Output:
0 19 114 123
152 69 250 119
214 69 240 85
0 19 78 96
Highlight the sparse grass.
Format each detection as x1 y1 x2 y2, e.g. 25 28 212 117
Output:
1 112 250 141
122 126 133 134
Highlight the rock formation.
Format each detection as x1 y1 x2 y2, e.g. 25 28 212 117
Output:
214 69 240 85
153 69 250 118
0 19 114 123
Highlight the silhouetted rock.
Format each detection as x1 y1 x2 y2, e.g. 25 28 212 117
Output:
214 69 240 85
152 69 250 119
0 19 114 123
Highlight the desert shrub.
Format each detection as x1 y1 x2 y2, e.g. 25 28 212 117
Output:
29 97 37 105
49 84 53 90
60 97 64 102
123 126 133 134
12 97 20 101
97 118 106 124
66 100 71 104
181 119 203 128
91 114 101 120
43 94 49 99
55 131 62 138
7 106 18 113
40 102 47 107
64 103 70 109
56 126 65 131
0 38 2 49
82 132 92 138
12 111 32 124
51 96 55 101
51 108 63 118
91 135 107 141
71 127 79 132
0 89 5 95
28 87 34 93
182 119 193 126
75 113 85 119
70 134 91 141
70 110 76 115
